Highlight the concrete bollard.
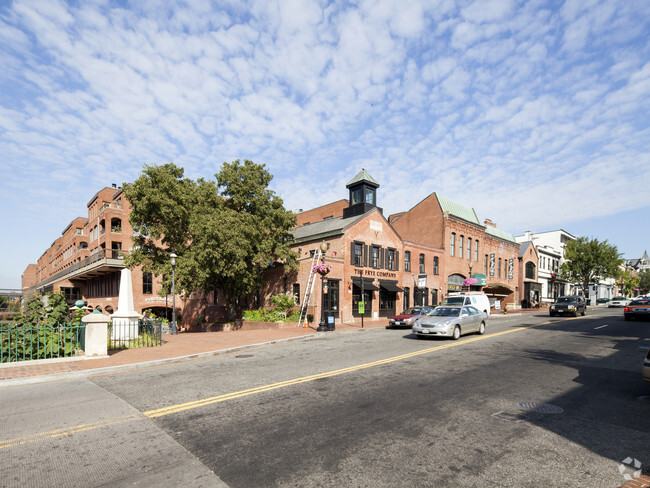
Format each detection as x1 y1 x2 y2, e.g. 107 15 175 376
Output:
82 310 110 357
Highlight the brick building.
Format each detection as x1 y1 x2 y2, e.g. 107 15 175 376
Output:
21 185 183 321
263 170 521 326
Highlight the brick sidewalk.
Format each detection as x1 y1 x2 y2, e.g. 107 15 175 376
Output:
0 320 386 384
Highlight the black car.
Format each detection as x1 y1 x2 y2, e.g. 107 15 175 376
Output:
549 296 586 317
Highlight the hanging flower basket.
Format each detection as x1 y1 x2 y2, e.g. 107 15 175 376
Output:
313 263 332 276
463 277 478 287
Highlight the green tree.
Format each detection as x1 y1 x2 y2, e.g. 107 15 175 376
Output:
123 160 297 320
561 237 623 298
638 270 650 295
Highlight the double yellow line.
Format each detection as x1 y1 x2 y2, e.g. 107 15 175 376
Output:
144 318 562 418
2 317 574 449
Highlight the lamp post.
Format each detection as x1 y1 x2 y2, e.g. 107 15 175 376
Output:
170 252 177 335
317 241 329 332
468 261 474 290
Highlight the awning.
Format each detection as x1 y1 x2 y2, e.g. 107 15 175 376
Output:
351 277 379 291
483 282 513 297
379 280 403 292
471 273 487 286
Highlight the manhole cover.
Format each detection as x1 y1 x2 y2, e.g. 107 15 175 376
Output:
517 401 564 414
235 354 253 358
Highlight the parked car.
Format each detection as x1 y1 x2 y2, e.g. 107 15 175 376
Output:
609 296 630 308
549 296 586 317
412 305 487 340
387 306 434 328
643 347 650 383
624 297 650 321
441 292 491 315
596 298 609 304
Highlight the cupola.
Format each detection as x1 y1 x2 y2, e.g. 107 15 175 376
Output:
343 169 382 218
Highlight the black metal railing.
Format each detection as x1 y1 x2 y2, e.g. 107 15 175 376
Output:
107 318 162 350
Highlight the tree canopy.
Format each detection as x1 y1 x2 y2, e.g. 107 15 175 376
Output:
561 237 623 296
123 160 297 318
638 270 650 295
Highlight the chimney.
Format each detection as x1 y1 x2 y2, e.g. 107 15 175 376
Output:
112 183 117 188
484 218 496 227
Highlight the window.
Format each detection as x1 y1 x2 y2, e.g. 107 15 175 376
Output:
404 287 410 309
484 254 488 275
143 272 153 294
459 235 464 258
387 249 395 270
525 262 535 279
419 254 425 273
404 251 411 272
498 258 502 278
451 233 456 256
293 284 300 305
474 240 479 261
353 243 363 266
467 238 471 260
433 256 439 275
365 187 375 205
351 188 362 205
371 246 380 268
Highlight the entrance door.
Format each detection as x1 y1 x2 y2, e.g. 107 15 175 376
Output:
352 285 373 317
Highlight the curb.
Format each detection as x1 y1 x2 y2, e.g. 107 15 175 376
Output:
0 325 382 388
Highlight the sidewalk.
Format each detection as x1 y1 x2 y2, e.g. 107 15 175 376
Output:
0 320 387 387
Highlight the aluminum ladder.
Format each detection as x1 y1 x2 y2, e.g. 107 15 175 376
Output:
298 248 322 327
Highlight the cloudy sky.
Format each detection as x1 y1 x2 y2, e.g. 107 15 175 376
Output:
1 0 649 289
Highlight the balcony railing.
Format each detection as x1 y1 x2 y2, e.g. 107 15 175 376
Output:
30 250 127 292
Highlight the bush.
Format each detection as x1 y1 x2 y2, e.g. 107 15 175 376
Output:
243 308 298 322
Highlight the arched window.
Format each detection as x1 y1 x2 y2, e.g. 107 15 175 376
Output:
450 233 456 257
525 262 536 279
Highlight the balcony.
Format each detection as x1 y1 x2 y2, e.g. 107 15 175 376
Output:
32 249 127 292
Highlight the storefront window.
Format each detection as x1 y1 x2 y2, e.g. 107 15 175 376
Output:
414 287 428 306
404 287 410 309
379 288 396 317
352 285 373 317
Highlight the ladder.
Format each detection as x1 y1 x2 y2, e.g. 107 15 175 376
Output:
298 248 323 327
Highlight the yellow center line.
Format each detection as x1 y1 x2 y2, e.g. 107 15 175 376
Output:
144 317 577 418
1 316 580 448
0 414 140 450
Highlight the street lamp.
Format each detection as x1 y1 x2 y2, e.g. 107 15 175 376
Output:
170 252 177 335
317 241 329 332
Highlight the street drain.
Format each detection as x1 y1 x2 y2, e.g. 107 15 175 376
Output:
492 411 527 422
235 354 253 358
517 401 564 414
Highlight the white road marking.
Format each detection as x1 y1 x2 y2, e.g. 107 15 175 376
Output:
594 324 608 329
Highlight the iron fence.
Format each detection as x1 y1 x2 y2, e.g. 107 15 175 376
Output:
0 322 86 363
107 318 162 350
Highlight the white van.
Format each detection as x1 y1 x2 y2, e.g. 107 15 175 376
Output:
441 292 491 316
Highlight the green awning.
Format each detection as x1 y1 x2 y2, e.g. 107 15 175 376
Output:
471 273 487 286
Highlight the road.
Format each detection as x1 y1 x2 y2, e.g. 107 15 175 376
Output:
1 308 649 487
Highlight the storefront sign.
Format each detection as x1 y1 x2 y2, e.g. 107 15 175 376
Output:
353 268 397 279
144 297 167 303
418 274 427 289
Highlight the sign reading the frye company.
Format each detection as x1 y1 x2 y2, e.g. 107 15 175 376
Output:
353 268 396 278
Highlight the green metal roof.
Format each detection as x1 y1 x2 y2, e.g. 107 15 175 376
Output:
436 194 481 225
346 169 380 188
485 225 518 244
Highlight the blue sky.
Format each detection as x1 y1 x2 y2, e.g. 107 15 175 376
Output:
1 0 649 289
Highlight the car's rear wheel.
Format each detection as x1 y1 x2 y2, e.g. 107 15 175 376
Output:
452 325 461 340
477 322 486 335
549 312 555 317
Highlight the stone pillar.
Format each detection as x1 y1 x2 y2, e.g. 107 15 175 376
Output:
82 310 110 357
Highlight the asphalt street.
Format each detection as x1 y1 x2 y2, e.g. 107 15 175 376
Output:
1 307 648 487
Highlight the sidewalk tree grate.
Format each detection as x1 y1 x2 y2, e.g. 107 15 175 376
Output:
517 401 564 414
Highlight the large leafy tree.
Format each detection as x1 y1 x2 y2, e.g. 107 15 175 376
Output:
638 270 650 295
561 237 623 297
123 160 297 319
